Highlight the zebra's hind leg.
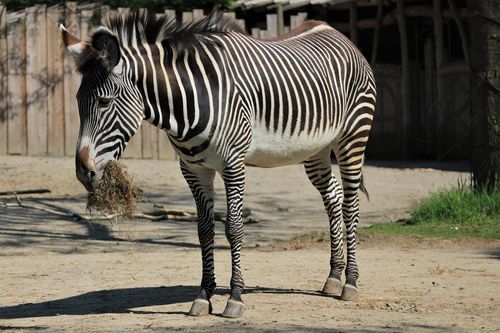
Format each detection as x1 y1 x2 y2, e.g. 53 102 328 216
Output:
180 161 217 316
304 150 345 297
335 146 367 301
221 159 246 318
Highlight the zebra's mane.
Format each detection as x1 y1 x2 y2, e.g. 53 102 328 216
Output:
109 9 244 45
77 9 243 75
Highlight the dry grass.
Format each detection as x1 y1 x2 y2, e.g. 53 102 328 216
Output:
87 161 143 217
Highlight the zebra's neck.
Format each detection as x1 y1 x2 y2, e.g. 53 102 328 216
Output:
125 40 221 144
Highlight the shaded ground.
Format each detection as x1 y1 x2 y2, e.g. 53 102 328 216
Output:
1 156 498 332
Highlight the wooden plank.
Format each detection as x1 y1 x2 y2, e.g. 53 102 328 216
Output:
26 5 48 155
118 7 129 15
290 15 297 29
80 8 93 42
396 0 411 158
0 5 7 155
46 6 65 156
297 12 307 25
123 125 143 159
192 9 204 20
349 1 358 45
141 121 158 159
433 0 445 156
7 11 27 155
63 2 80 156
182 11 193 23
370 0 384 65
251 27 260 38
236 19 246 31
101 5 111 25
164 9 176 20
164 9 176 23
266 14 277 37
158 128 176 160
290 13 307 29
424 38 435 157
447 0 469 64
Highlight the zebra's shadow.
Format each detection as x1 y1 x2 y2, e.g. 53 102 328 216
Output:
0 285 324 319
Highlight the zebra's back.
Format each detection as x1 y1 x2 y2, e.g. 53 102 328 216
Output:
211 22 375 167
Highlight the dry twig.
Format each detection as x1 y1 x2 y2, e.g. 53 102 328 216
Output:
1 194 258 224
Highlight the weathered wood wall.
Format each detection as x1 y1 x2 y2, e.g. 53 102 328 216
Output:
0 4 248 160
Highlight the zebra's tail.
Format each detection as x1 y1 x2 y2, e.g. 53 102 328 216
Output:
359 172 370 201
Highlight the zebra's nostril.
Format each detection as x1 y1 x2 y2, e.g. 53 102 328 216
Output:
89 171 96 179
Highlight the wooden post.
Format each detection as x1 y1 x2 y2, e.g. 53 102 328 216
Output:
63 2 80 156
291 15 297 29
182 11 193 23
26 5 48 155
433 0 445 156
0 5 7 155
46 6 65 156
370 0 384 66
7 11 27 155
396 0 410 158
349 1 358 45
447 0 469 64
468 0 500 189
266 14 278 38
277 3 284 36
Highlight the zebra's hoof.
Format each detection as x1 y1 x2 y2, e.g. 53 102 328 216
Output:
322 277 343 296
341 283 358 301
189 298 212 316
222 299 245 318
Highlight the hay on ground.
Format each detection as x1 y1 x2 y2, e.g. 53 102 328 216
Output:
87 161 143 217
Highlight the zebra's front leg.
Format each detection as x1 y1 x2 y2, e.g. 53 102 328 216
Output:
221 160 246 318
180 161 217 316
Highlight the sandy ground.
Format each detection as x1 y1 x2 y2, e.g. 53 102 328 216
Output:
1 155 499 332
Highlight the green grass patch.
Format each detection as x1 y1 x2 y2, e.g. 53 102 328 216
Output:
361 186 500 239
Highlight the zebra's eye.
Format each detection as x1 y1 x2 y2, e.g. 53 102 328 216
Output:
98 97 112 108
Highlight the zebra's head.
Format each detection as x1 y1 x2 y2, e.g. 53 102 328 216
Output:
62 26 144 192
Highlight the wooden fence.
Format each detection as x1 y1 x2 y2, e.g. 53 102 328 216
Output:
1 4 298 159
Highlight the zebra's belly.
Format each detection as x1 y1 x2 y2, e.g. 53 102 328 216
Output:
244 129 337 168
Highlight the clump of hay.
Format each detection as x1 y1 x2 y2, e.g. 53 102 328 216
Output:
87 161 143 217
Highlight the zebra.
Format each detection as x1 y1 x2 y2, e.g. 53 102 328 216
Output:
61 10 376 318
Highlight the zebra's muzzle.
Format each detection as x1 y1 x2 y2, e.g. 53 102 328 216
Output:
75 146 99 192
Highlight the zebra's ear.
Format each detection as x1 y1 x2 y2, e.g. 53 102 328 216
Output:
91 27 121 71
60 24 83 57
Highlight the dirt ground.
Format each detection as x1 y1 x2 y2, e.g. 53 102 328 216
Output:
1 156 499 332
